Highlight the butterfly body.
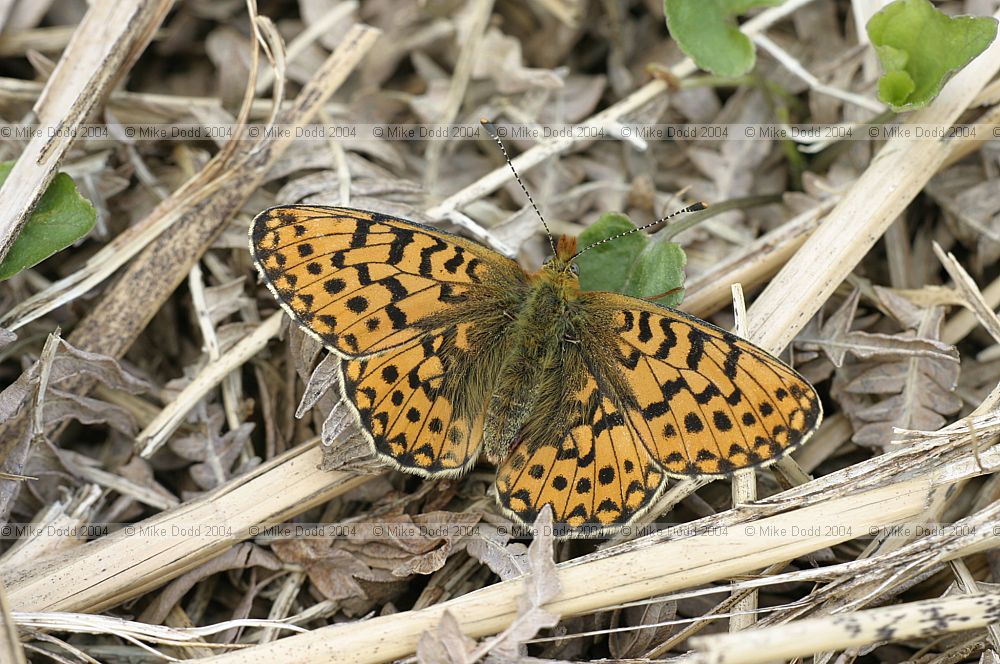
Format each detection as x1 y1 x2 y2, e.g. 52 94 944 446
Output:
482 250 586 464
251 205 822 532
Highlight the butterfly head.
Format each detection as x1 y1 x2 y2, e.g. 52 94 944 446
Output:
534 235 583 297
540 235 580 273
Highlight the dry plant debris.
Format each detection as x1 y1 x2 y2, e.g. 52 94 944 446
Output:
0 1 999 663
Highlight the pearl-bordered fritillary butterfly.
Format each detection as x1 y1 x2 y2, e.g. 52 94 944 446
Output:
249 203 822 534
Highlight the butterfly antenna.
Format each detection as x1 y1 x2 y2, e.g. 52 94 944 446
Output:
481 118 557 257
571 202 708 260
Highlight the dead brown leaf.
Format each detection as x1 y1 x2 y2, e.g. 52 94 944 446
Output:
833 304 962 447
138 542 282 625
417 610 478 664
487 506 561 662
797 290 960 367
168 412 255 491
609 597 677 659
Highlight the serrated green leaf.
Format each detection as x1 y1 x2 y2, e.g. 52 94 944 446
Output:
664 0 784 78
0 162 96 281
576 212 687 308
867 0 997 111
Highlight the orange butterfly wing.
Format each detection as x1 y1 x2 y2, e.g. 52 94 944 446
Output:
252 205 823 529
250 205 527 475
495 367 667 530
496 293 821 530
600 296 821 476
338 325 498 477
249 205 525 358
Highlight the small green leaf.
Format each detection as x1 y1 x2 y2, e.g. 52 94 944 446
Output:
0 163 96 281
576 212 687 308
867 0 997 111
664 0 784 77
576 213 645 295
878 70 915 105
627 242 687 308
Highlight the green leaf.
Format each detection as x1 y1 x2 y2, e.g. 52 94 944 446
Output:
0 163 97 281
867 0 997 111
626 242 687 308
664 0 784 77
576 213 644 295
576 212 687 308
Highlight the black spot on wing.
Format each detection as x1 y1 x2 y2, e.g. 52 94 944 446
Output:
443 247 465 273
654 319 677 359
620 348 641 370
350 224 369 249
382 275 408 299
386 304 407 330
684 412 704 433
355 264 373 286
713 411 733 432
592 411 625 438
346 296 368 313
465 257 482 281
637 311 653 343
723 346 741 380
618 310 635 333
419 238 448 277
686 328 708 369
693 383 722 405
387 229 413 265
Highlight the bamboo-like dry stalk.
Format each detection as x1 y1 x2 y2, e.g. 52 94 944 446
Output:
2 443 367 614
682 199 835 318
0 581 26 664
0 25 78 57
688 593 1000 664
194 479 933 664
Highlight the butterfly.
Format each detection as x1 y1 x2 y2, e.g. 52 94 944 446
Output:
249 203 822 535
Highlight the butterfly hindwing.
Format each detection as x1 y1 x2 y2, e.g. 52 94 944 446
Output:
250 205 526 358
495 365 666 530
338 325 495 477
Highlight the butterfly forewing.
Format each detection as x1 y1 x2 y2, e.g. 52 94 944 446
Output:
590 294 821 476
250 205 525 358
251 205 526 478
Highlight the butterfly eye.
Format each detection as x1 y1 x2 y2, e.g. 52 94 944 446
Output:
570 263 580 275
